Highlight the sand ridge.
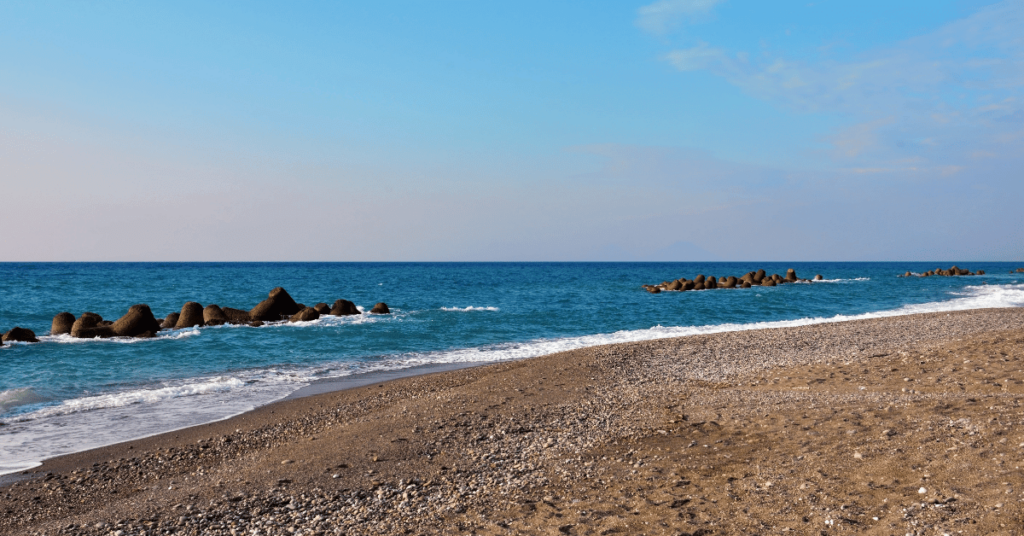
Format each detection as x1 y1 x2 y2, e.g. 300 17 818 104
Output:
2 308 1024 535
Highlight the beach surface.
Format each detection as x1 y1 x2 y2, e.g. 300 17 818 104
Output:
3 308 1024 535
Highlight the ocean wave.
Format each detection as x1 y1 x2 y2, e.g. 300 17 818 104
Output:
441 306 500 312
0 388 48 414
812 277 871 283
13 377 246 420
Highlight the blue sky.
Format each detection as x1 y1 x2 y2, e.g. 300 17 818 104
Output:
2 0 1022 261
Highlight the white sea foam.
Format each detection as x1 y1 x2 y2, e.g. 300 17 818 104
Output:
40 328 201 345
441 306 500 312
17 377 246 420
812 277 871 283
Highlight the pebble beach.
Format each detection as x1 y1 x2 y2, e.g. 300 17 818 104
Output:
4 307 1024 535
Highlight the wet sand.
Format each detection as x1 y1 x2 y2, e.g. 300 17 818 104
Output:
3 307 1024 535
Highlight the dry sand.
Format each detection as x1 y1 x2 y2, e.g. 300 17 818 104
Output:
3 308 1024 535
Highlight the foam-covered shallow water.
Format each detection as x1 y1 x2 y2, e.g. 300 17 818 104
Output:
1 262 1022 474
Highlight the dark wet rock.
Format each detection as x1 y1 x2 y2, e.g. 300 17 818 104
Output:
371 302 391 314
249 320 265 327
289 307 320 322
250 287 301 321
666 280 683 291
785 268 798 282
704 276 717 289
692 281 705 291
741 281 752 288
111 304 162 337
681 280 695 291
693 275 705 285
176 302 205 328
51 312 76 335
295 303 306 311
82 312 103 324
762 279 777 287
330 299 361 316
314 303 331 315
161 312 180 329
978 270 985 275
2 327 39 343
203 305 228 326
815 274 824 280
222 307 251 324
754 269 766 283
71 314 115 339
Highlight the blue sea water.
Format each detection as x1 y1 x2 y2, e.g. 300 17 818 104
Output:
2 262 1023 474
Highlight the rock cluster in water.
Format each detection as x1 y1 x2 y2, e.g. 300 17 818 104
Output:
900 265 984 278
24 287 391 342
643 268 822 294
1012 268 1024 274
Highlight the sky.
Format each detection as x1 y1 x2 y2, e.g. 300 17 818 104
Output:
1 0 1022 261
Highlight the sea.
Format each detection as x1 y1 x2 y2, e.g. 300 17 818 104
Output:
2 262 1023 475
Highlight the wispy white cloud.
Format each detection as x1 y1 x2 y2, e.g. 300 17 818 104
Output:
664 43 727 71
636 0 723 35
660 1 1024 167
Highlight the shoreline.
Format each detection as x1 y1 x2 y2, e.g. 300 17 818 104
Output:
3 307 1024 535
5 280 1021 477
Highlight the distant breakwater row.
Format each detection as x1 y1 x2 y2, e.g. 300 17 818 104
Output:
0 287 390 346
900 265 986 277
643 268 822 294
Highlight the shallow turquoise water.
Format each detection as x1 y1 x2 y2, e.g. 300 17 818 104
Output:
1 262 1022 473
